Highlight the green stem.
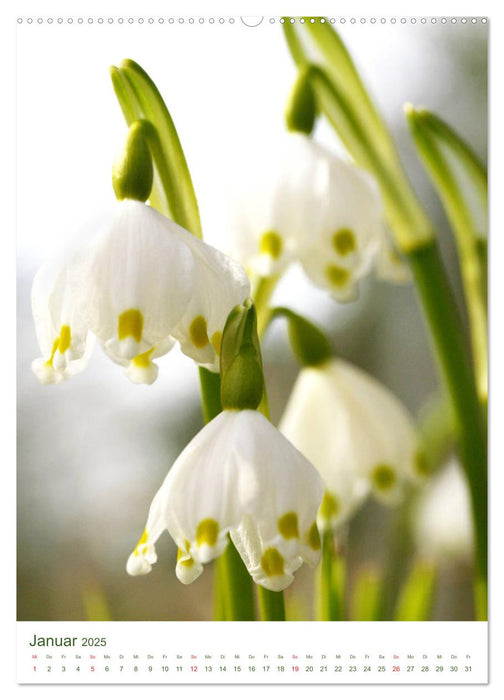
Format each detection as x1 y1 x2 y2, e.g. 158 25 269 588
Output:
252 274 280 338
317 532 344 620
220 536 256 621
407 241 487 618
198 367 256 621
257 586 286 621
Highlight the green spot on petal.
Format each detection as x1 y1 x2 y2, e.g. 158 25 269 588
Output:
278 512 299 539
332 228 356 256
177 548 195 567
371 464 397 491
210 330 222 355
307 521 321 550
414 449 430 477
261 548 285 577
259 230 283 259
325 264 350 288
196 518 219 548
319 492 340 522
189 315 209 348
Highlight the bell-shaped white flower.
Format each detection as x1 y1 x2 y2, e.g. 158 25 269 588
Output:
279 358 423 532
229 134 329 278
31 240 96 384
126 409 323 591
31 199 250 384
413 457 473 562
229 133 397 300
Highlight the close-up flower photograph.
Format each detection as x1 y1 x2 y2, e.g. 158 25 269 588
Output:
14 8 491 689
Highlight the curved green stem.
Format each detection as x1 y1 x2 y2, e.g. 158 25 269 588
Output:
252 274 280 338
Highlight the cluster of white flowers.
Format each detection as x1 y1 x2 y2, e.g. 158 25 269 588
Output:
32 199 250 385
229 133 408 300
31 126 421 597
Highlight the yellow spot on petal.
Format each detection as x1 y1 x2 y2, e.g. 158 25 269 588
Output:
196 518 219 548
134 529 148 557
326 264 350 288
118 309 143 342
332 228 356 256
210 331 222 355
261 547 285 577
319 492 340 522
371 464 397 492
46 338 59 367
46 325 72 366
278 512 299 539
307 521 321 551
132 348 154 367
189 316 209 349
177 548 195 567
57 325 71 353
259 230 283 259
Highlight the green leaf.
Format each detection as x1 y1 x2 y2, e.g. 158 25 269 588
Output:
351 565 382 621
406 106 487 402
394 561 437 621
110 59 202 238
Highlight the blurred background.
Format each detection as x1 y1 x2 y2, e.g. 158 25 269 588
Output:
17 16 487 621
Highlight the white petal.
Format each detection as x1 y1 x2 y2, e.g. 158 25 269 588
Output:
160 411 260 566
375 233 412 284
227 133 332 277
413 457 473 561
31 239 95 383
280 359 419 521
88 200 195 362
299 159 383 300
169 229 250 371
126 486 167 576
227 411 323 586
280 365 370 529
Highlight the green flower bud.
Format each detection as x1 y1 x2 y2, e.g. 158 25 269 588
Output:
220 299 264 411
285 68 317 135
112 120 154 202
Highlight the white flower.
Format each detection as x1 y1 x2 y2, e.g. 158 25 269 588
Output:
279 358 423 532
31 200 250 384
126 409 323 591
413 457 473 561
229 133 400 299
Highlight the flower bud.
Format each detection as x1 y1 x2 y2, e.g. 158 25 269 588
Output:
112 120 154 202
285 68 317 135
220 300 264 410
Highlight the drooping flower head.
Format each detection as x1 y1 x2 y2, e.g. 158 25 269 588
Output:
127 409 323 591
279 358 424 532
32 122 250 386
229 133 407 299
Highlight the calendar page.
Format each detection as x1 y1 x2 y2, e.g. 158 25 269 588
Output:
14 3 493 692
